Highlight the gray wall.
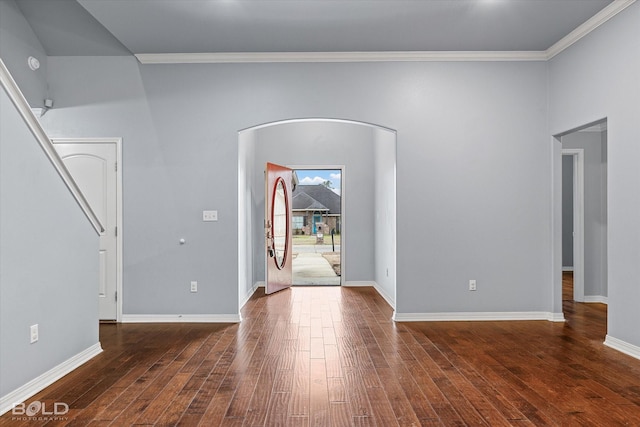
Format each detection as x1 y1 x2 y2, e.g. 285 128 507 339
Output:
549 2 639 344
562 155 574 268
562 130 608 299
0 0 48 107
0 89 99 397
39 57 551 318
374 127 397 306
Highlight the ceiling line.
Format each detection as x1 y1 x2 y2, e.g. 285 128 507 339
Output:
135 51 548 64
135 0 635 65
546 0 635 59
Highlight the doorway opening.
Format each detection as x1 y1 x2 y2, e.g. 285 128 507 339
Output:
238 118 397 312
556 119 608 319
291 168 343 285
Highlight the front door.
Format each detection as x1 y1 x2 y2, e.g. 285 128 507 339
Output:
53 141 118 320
265 162 293 294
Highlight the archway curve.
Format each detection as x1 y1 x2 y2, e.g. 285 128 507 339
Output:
238 117 397 316
239 117 397 135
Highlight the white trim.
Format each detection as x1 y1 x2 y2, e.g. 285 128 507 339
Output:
373 282 395 310
136 51 547 64
0 343 102 416
121 314 241 323
343 281 372 287
240 282 261 309
546 0 636 59
241 118 396 134
584 295 608 304
562 266 574 272
548 312 567 322
52 138 124 322
134 1 637 66
344 281 395 310
604 335 640 360
563 149 585 303
392 311 565 322
0 58 103 235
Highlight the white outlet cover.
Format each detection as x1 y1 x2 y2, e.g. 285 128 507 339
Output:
203 210 218 221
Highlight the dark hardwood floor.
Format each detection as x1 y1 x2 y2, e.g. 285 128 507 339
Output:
3 277 640 426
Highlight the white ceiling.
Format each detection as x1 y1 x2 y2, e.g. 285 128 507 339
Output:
17 0 616 56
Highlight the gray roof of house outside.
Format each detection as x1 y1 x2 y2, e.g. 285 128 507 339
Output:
292 185 341 214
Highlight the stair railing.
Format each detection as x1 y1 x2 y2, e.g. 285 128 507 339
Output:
0 58 104 234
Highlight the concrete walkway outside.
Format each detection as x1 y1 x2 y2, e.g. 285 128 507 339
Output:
292 252 340 285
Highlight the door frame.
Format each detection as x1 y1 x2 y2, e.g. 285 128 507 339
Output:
289 165 345 286
52 137 123 322
562 149 585 302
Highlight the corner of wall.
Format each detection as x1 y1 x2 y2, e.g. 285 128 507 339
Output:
0 0 49 107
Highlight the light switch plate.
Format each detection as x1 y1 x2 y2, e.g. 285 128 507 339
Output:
30 324 38 343
203 210 218 221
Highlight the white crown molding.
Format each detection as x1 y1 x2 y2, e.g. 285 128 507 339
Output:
393 311 565 322
121 314 241 323
136 50 548 64
0 343 102 416
546 0 636 60
604 335 640 360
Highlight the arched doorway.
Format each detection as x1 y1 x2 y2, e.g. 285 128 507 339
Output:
238 118 397 311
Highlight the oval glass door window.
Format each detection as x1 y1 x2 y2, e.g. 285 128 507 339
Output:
272 177 289 269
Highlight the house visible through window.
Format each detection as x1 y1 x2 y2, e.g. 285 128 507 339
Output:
293 216 304 232
291 169 342 285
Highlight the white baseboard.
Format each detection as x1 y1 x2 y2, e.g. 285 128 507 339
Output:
121 314 241 323
562 266 574 272
256 281 265 288
393 311 565 322
372 282 396 310
548 312 566 322
584 295 608 304
343 281 372 287
0 343 103 415
604 335 640 360
240 282 261 309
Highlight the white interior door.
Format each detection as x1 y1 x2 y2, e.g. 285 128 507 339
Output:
54 142 118 320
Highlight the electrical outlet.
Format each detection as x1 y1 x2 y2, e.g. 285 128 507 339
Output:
190 281 198 293
469 280 477 291
30 324 38 344
202 210 218 222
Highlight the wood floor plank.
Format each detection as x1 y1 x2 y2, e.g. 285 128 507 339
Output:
288 351 310 418
5 279 640 426
309 359 330 426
